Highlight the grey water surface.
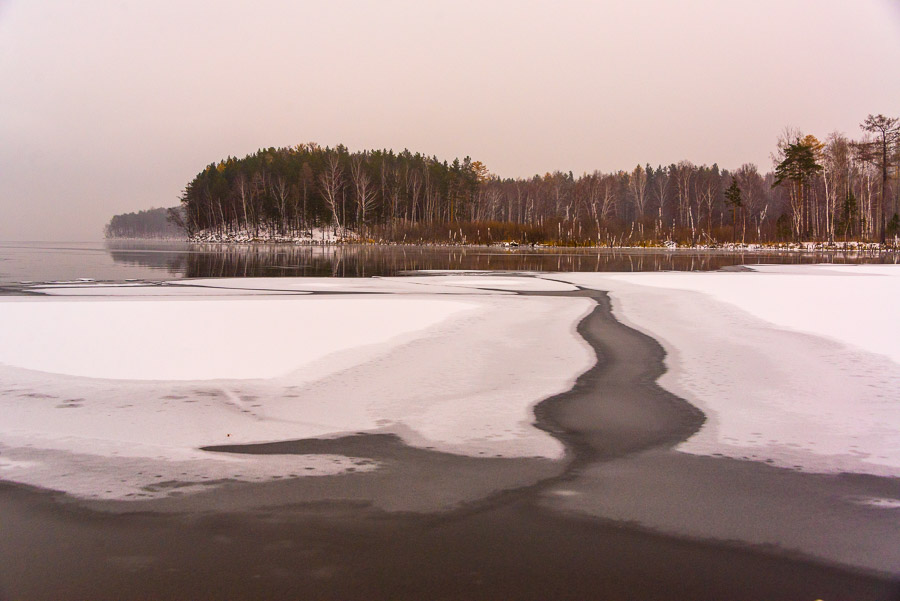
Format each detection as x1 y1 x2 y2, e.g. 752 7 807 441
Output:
1 240 896 285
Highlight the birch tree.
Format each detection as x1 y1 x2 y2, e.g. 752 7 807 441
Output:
318 153 344 235
350 156 378 234
628 164 648 220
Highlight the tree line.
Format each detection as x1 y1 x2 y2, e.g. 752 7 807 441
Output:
105 207 185 239
175 114 899 245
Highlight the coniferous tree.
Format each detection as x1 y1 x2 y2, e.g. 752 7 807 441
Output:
773 139 823 238
860 114 900 242
724 178 743 242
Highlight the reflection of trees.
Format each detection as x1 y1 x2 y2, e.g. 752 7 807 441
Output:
104 240 191 275
105 251 187 275
106 242 892 279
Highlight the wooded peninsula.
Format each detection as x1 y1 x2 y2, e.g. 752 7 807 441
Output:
127 114 900 246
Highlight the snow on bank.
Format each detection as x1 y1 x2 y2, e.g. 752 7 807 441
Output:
0 279 594 500
547 268 900 477
190 226 352 244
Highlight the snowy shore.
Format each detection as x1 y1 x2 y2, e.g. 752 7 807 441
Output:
189 226 350 244
183 227 898 252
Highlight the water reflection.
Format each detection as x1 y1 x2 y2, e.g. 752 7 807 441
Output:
104 240 899 279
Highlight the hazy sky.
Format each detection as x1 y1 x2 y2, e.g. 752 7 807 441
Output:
1 0 898 241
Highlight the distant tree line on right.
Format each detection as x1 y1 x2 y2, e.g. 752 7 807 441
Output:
176 114 900 246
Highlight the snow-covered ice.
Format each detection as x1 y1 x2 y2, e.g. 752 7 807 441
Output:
30 282 306 296
387 275 578 292
599 265 900 363
0 296 474 380
33 275 573 297
547 267 900 477
5 266 899 502
0 277 594 500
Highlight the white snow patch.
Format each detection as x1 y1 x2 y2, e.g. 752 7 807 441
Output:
0 296 473 380
389 275 578 292
0 456 38 470
854 497 900 509
0 443 376 500
549 489 581 497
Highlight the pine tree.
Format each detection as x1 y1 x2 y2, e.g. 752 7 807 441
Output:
724 178 742 242
861 114 900 243
773 140 823 238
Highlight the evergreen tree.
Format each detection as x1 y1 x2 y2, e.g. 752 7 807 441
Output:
724 178 743 242
861 114 900 242
773 140 823 238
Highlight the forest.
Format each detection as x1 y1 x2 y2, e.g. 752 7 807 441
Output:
105 207 185 239
175 114 900 246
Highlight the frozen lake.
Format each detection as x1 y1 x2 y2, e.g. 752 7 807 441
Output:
1 249 899 600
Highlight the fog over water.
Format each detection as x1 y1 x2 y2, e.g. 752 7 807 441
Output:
1 0 898 241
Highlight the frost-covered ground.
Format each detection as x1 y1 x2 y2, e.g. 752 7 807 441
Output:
547 266 900 477
0 276 593 500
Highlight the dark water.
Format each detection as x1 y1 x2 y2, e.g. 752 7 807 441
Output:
0 240 897 284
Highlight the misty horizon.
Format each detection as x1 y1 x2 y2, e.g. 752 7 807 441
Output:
1 0 899 241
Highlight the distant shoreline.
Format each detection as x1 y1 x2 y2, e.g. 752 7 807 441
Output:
107 235 898 254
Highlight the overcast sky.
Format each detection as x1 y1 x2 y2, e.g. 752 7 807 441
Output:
1 0 898 241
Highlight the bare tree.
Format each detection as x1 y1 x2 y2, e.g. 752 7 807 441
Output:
823 133 851 242
735 164 769 241
651 168 668 213
673 161 695 240
273 175 290 236
236 172 252 233
407 167 422 224
585 172 618 230
628 164 648 220
350 156 378 235
318 153 344 236
696 168 720 235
